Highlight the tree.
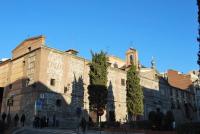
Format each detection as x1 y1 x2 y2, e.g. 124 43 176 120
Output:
88 51 108 122
126 64 144 120
197 0 200 68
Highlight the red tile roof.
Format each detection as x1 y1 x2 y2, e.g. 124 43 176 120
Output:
167 70 192 90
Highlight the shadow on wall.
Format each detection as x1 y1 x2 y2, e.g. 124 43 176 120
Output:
106 81 116 123
143 87 169 120
1 75 89 128
144 86 196 124
0 87 4 112
87 81 117 125
70 74 89 123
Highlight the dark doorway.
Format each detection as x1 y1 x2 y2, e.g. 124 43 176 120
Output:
109 111 116 122
0 87 4 112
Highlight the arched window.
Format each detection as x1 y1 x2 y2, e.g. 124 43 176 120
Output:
130 55 133 63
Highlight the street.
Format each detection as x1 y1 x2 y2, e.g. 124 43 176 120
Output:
12 127 144 134
13 128 77 134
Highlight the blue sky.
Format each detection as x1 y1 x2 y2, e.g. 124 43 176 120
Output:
0 0 198 73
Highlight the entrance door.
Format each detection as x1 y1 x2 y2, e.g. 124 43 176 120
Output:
109 111 116 122
0 87 4 112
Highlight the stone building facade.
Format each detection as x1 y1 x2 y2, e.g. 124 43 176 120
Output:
139 68 171 120
0 36 127 127
0 35 197 127
166 70 197 123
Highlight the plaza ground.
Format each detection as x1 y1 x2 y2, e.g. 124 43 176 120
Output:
10 127 177 134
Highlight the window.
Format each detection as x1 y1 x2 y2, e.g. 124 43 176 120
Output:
181 92 184 98
50 79 55 86
121 79 125 86
170 88 173 96
23 60 25 65
64 87 68 93
176 90 178 97
155 74 158 79
9 84 12 89
130 55 133 63
26 78 30 87
56 99 62 107
171 99 175 109
177 100 180 109
184 92 187 99
28 47 31 52
160 88 165 95
32 83 36 88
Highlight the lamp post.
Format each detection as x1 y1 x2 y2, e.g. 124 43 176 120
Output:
7 95 14 125
7 95 14 115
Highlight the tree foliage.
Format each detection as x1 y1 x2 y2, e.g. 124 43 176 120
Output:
88 51 108 111
126 64 144 118
197 0 200 66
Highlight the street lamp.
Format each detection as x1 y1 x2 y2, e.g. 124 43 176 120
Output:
7 95 14 115
7 94 14 124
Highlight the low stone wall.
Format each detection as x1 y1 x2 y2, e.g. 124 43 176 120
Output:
105 128 145 133
104 128 176 134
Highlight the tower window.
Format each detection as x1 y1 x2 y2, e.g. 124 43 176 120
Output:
130 55 133 63
50 79 55 86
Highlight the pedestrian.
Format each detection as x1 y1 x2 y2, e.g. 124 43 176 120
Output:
172 120 176 130
33 115 37 128
155 108 164 130
43 116 46 127
34 116 39 128
1 112 6 123
7 114 11 125
14 114 19 127
46 117 49 127
53 114 56 127
80 117 87 134
40 117 43 128
20 114 26 127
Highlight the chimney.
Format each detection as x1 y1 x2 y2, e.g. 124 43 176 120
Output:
65 49 79 55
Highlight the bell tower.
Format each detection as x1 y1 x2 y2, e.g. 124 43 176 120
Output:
126 48 139 69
